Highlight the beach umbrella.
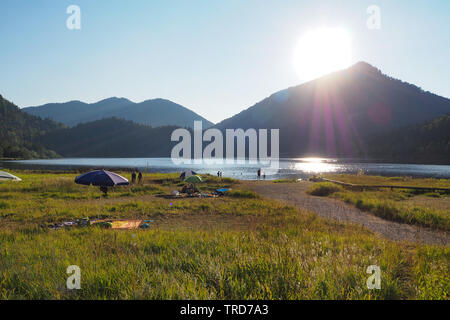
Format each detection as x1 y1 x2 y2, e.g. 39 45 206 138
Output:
75 170 129 218
179 170 197 179
75 170 129 187
184 175 203 184
0 170 22 181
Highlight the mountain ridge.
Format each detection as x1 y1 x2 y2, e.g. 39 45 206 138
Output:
0 95 63 158
39 117 181 158
215 61 450 158
23 97 214 129
2 61 449 162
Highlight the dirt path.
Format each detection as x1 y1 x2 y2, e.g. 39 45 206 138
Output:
243 181 449 246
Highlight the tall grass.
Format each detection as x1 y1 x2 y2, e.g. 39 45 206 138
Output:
0 171 448 299
307 182 343 196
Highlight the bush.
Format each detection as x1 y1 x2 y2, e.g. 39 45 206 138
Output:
308 182 342 196
226 190 260 199
0 201 10 209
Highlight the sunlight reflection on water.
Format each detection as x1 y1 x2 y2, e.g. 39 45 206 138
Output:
293 161 339 173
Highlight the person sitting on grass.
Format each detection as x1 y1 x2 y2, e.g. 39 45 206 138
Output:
180 183 199 195
100 186 108 196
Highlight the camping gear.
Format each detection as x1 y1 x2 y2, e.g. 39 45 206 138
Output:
48 218 145 230
179 170 197 179
47 218 90 230
181 183 199 195
95 221 112 228
0 170 22 181
215 188 230 196
79 218 90 226
184 175 203 184
216 188 229 193
140 223 150 229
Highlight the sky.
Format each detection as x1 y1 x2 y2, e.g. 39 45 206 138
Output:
1 0 449 123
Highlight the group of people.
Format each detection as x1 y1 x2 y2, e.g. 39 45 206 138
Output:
131 170 143 184
257 168 266 180
130 168 266 183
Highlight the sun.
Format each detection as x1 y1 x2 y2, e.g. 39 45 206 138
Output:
293 27 352 82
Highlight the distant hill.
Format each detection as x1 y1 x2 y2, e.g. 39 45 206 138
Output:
368 114 450 164
0 95 63 159
40 117 181 157
23 97 214 129
215 62 450 158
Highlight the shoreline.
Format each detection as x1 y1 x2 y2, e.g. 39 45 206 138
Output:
1 166 450 181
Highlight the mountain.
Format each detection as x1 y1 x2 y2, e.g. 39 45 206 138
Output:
215 62 450 158
0 95 63 159
31 114 450 162
367 114 450 164
4 61 450 162
40 117 181 158
23 97 214 129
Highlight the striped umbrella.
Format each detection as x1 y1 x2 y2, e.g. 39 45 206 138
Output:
75 170 129 187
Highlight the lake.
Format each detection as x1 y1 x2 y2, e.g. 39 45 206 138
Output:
1 158 450 180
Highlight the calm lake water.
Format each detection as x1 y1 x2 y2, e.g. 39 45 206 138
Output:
1 158 450 180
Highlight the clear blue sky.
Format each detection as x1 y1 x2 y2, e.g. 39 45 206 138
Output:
1 0 449 123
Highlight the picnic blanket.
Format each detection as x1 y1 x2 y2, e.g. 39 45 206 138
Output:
110 220 142 230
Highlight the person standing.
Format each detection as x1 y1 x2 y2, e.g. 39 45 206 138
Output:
138 171 143 184
263 172 266 180
131 171 136 184
257 168 261 180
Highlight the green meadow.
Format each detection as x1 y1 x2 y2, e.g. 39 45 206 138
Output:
0 171 448 299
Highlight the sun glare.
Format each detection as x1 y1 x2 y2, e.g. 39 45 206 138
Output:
293 27 352 82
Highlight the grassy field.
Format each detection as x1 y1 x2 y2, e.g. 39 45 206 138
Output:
0 171 448 299
308 175 450 231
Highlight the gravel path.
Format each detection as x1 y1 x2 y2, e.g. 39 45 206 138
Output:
244 181 449 246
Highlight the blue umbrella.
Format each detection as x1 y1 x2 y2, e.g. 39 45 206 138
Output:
75 170 129 187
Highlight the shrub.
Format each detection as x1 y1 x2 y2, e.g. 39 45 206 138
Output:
227 190 260 199
308 183 342 196
0 201 10 209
